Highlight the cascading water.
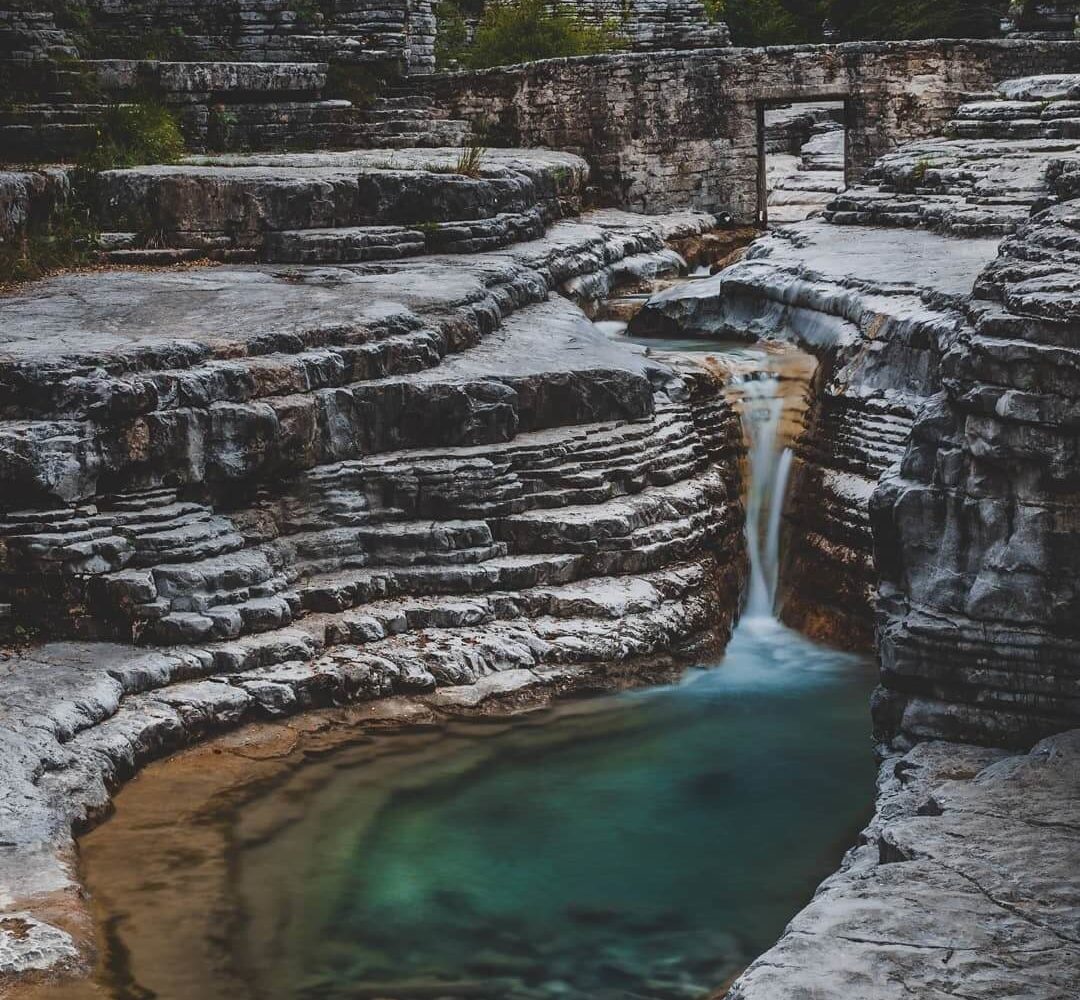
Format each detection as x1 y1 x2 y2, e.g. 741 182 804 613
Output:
738 372 794 620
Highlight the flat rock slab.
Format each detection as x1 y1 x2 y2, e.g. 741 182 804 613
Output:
725 731 1080 1000
420 294 650 381
0 264 490 364
91 148 590 245
749 221 1003 297
629 221 1001 349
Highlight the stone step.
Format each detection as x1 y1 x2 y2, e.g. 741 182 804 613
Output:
262 209 549 263
948 118 1067 141
263 225 427 263
355 122 472 149
230 589 713 711
953 99 1049 121
124 515 247 568
87 60 329 100
295 506 726 617
0 121 98 160
91 148 585 253
315 564 706 650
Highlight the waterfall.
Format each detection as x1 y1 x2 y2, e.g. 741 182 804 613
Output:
739 374 793 620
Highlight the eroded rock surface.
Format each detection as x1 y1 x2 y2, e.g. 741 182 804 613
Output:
0 203 746 979
725 730 1080 999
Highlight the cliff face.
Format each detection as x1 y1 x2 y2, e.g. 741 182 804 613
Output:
873 159 1080 750
631 74 1080 747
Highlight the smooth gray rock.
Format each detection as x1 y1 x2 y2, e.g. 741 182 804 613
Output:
726 731 1080 1000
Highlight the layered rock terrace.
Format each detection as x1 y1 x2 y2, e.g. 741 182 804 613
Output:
0 173 747 981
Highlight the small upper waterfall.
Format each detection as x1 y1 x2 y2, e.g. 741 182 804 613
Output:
738 372 794 619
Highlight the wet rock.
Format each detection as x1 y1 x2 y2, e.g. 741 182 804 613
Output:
0 913 79 975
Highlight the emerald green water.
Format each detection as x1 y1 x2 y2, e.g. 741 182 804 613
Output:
233 617 876 1000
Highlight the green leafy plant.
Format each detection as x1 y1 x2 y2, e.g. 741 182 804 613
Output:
463 0 627 69
80 101 186 172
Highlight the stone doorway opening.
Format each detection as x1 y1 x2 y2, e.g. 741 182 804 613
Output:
756 99 848 227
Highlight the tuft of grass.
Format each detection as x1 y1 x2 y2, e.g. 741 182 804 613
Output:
911 156 934 184
454 141 486 178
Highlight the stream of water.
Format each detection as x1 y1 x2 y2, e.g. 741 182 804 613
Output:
75 335 875 1000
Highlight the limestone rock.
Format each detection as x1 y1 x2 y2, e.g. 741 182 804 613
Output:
724 732 1080 1000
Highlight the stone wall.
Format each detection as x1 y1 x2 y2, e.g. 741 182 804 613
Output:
426 39 1080 216
21 0 436 72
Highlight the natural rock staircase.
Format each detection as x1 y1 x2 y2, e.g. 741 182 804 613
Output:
824 76 1080 235
354 90 471 149
767 114 846 225
0 197 744 944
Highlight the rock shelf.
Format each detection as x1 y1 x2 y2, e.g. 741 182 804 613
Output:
727 729 1080 999
84 148 587 263
0 203 745 981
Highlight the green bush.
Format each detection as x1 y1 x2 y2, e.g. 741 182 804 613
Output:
435 0 471 68
81 102 186 172
705 0 811 45
464 0 626 69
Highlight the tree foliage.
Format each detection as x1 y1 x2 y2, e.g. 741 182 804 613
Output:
825 0 1010 39
454 0 626 70
705 0 818 46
